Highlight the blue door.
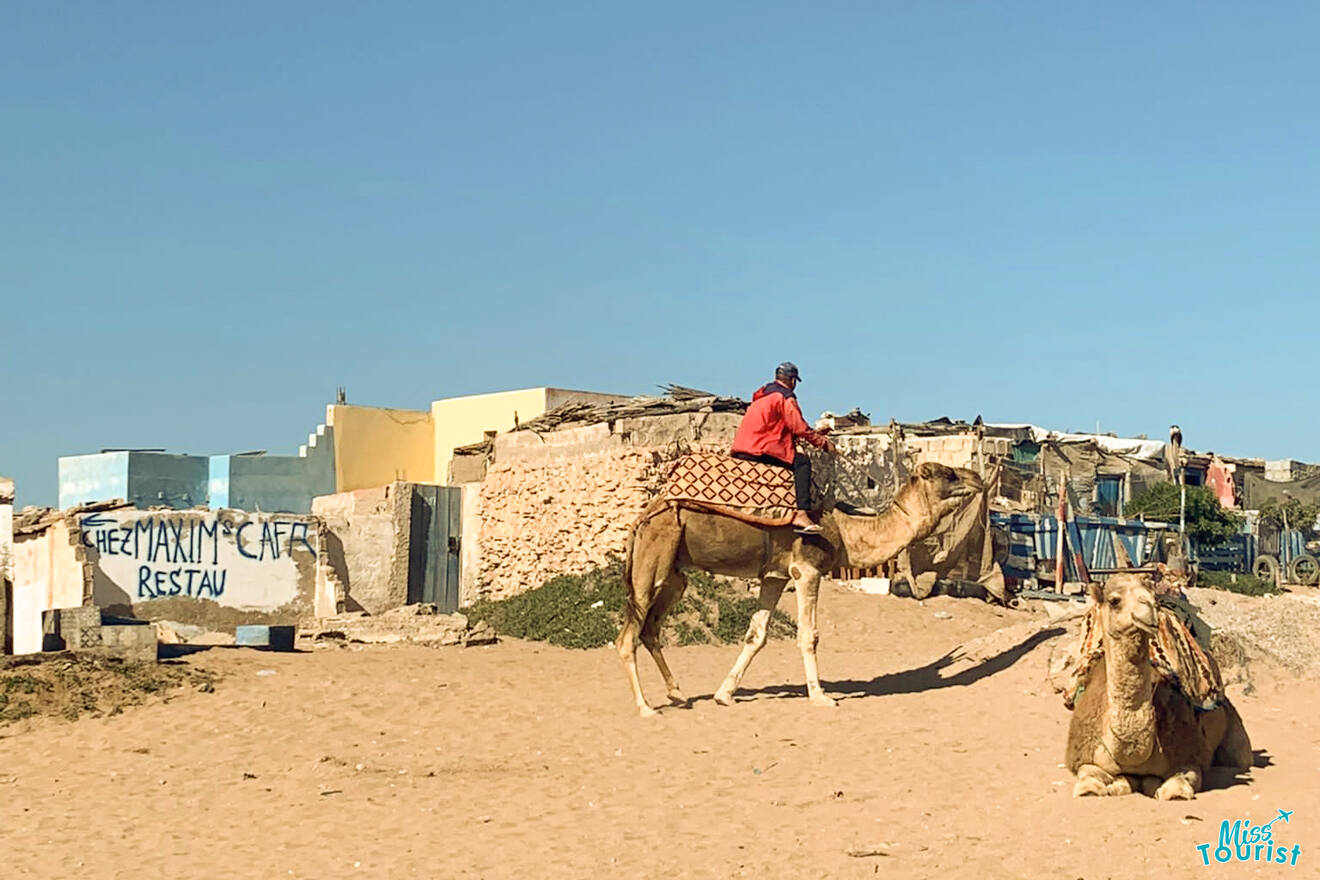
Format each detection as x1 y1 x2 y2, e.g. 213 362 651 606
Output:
408 485 462 611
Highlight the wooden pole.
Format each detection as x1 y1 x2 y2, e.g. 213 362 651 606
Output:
1055 471 1067 593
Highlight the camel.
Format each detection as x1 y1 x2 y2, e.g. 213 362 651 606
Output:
617 462 985 716
1065 572 1252 799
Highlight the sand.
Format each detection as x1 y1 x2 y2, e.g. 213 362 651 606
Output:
1 584 1316 879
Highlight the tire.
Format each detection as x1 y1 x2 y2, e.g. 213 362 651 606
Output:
1289 553 1320 586
1253 555 1280 583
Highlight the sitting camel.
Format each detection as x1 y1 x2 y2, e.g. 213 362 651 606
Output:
617 462 984 716
1065 572 1252 799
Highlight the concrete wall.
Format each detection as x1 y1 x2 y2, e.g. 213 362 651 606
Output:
1 476 12 582
61 423 335 514
1 477 13 654
59 451 208 511
328 404 434 492
431 388 628 485
213 428 336 513
312 483 411 616
126 452 210 509
11 519 90 655
75 508 318 630
59 452 130 510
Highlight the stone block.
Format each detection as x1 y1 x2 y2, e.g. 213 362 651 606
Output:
235 624 296 651
42 606 102 651
99 622 157 662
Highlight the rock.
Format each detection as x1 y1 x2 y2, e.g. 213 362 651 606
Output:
156 620 207 643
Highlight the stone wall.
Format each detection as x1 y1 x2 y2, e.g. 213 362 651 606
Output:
471 412 740 600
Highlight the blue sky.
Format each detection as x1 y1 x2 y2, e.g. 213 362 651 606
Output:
3 2 1319 507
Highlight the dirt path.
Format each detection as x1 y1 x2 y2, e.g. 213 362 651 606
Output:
1 585 1315 879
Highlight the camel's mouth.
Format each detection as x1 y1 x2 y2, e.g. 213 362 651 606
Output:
1132 607 1158 634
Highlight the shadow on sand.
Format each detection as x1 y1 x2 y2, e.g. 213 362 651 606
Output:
694 625 1066 705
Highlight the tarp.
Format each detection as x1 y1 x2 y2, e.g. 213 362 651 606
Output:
987 424 1168 462
1243 471 1320 510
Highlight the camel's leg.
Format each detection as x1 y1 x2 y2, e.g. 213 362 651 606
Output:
1073 764 1117 797
1103 774 1139 796
641 572 689 706
713 577 787 706
616 618 656 718
617 556 660 718
1154 769 1200 800
794 568 836 708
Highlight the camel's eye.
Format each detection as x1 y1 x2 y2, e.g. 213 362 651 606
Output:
1108 596 1121 607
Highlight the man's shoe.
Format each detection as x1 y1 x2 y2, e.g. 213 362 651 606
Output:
794 523 824 535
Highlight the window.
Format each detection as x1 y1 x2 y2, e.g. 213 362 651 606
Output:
1095 475 1123 517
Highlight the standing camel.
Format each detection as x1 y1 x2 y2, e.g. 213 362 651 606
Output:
617 462 985 716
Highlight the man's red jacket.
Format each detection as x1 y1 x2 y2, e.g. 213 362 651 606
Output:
731 382 829 465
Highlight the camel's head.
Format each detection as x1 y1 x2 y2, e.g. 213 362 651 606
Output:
911 462 985 504
1089 572 1159 639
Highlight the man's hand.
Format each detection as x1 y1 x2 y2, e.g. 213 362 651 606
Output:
824 440 839 455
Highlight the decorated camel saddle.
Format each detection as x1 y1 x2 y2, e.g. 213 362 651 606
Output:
659 452 799 526
1055 569 1225 712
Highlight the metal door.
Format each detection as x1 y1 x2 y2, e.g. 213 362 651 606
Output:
408 485 462 612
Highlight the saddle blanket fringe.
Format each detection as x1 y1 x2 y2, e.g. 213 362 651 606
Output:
1059 601 1225 711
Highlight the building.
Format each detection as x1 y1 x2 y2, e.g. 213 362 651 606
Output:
56 388 628 514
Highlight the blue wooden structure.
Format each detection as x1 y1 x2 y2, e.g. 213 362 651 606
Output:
993 512 1173 585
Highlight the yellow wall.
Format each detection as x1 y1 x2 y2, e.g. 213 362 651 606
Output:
328 404 435 491
431 388 628 483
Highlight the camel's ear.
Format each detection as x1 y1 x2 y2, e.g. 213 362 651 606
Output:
916 461 953 481
1087 580 1104 605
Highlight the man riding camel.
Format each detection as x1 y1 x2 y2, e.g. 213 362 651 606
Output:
731 361 838 534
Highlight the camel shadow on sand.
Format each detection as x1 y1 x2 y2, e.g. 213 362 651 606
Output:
699 625 1067 704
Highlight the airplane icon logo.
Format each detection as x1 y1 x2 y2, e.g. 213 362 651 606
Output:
1262 809 1293 830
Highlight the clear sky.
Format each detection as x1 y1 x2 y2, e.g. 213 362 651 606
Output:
4 2 1319 507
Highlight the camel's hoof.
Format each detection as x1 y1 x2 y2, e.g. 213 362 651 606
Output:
1103 780 1134 797
667 691 690 707
809 694 838 708
638 704 659 718
713 689 735 707
1155 777 1195 801
1073 779 1106 797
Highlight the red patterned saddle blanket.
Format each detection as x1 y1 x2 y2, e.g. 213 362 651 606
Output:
663 452 795 512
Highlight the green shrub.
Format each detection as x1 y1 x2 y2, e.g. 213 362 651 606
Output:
463 559 794 649
1196 569 1278 596
1125 483 1242 547
462 558 627 650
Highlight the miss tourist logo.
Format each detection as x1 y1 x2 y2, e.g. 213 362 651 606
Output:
1196 809 1302 866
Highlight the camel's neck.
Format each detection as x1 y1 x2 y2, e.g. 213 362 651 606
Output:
1100 629 1157 762
829 505 925 568
1102 630 1155 709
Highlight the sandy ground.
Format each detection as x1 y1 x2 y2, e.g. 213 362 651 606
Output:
1 584 1317 880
